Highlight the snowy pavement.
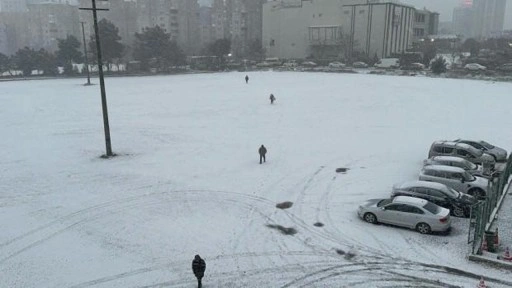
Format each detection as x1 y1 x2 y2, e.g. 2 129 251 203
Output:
1 72 512 287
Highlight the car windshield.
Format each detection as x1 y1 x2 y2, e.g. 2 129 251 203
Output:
465 161 478 170
480 141 495 149
446 188 459 198
464 171 476 181
423 202 441 214
377 199 392 207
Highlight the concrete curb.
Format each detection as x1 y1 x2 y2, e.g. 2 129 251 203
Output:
468 254 512 270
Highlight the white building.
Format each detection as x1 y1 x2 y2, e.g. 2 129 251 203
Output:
263 0 415 60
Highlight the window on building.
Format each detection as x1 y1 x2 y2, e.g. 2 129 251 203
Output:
415 13 425 23
359 9 365 14
270 39 275 46
414 28 425 36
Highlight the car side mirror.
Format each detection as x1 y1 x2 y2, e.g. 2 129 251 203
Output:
381 207 386 211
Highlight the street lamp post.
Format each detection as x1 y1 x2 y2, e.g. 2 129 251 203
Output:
80 0 113 157
80 21 91 85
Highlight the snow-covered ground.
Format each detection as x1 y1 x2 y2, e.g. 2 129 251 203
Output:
1 72 512 288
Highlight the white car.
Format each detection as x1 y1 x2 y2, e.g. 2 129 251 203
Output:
328 61 346 69
424 156 490 177
302 61 317 67
352 61 368 68
419 165 489 199
357 196 451 234
374 58 400 69
464 63 486 71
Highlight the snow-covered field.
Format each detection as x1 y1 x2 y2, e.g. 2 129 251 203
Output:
1 72 512 288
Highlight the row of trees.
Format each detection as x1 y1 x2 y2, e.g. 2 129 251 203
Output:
0 19 238 76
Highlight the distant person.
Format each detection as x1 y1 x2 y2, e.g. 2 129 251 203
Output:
259 145 267 164
245 75 249 83
192 255 206 288
270 94 276 104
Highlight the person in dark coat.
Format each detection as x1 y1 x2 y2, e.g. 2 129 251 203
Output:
259 145 267 164
269 94 276 104
245 75 249 83
192 255 206 288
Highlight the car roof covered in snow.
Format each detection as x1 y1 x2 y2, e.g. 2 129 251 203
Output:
396 180 450 192
422 165 466 173
392 196 428 206
429 156 471 164
432 140 482 154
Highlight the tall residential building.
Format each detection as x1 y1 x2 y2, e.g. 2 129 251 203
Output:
136 0 200 55
473 0 506 38
210 0 265 57
0 12 31 55
211 0 230 40
452 6 474 38
78 0 138 49
199 6 214 51
26 1 80 52
172 0 200 54
230 0 265 57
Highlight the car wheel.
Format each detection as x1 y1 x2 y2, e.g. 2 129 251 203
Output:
452 206 465 218
468 188 485 199
363 213 378 224
416 223 432 234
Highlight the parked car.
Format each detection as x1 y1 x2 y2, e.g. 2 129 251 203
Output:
419 165 489 199
352 61 369 68
328 61 346 69
302 61 318 67
283 61 298 68
357 196 451 234
391 181 476 217
453 139 507 162
428 141 495 167
374 58 400 69
401 62 425 71
256 58 282 67
497 63 512 72
424 156 493 178
464 63 487 71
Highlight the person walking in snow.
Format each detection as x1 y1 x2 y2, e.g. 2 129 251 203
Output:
192 255 206 288
269 94 276 104
259 145 267 164
245 75 249 83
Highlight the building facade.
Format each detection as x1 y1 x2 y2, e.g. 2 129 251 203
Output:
27 2 81 52
0 0 27 12
473 0 506 38
412 9 439 43
452 6 474 38
263 0 415 60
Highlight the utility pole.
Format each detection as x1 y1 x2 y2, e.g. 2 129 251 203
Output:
80 21 92 86
80 0 114 157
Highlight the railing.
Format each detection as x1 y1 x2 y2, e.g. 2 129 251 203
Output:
469 155 512 254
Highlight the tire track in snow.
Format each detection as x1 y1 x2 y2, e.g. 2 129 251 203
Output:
0 190 277 265
69 251 338 288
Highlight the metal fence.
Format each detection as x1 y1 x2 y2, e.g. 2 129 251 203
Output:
469 156 512 254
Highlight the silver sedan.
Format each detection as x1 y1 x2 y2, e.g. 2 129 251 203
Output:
357 196 451 234
454 139 508 162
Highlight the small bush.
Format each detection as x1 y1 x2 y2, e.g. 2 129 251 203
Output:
431 57 447 74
